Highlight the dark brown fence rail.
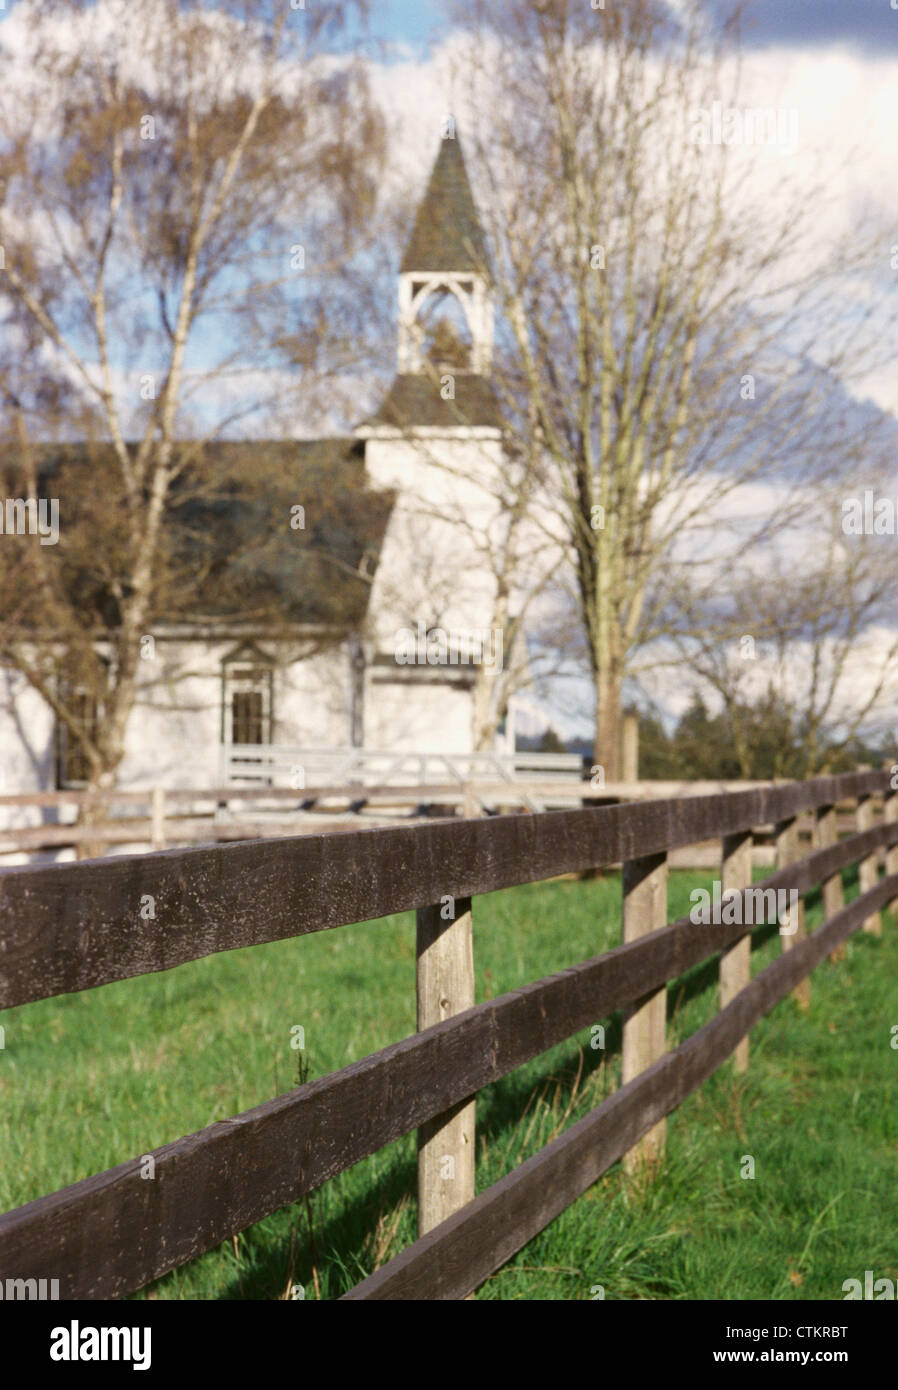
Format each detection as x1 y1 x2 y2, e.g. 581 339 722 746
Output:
1 769 895 1299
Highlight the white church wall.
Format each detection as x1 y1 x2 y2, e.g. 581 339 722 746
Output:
364 672 474 752
118 640 221 787
0 665 57 835
272 646 353 748
117 639 354 785
364 434 508 653
0 638 357 805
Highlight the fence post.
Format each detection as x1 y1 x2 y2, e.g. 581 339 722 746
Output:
775 816 810 1010
816 803 845 962
416 896 476 1240
885 774 898 917
621 851 668 1174
719 830 753 1072
856 793 882 935
151 785 166 852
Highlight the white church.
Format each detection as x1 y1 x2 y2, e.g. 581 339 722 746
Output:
0 135 538 806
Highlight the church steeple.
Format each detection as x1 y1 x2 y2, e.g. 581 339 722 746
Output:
359 128 501 434
397 133 494 376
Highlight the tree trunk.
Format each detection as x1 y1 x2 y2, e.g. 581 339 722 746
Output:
75 762 120 861
76 781 110 861
472 660 500 752
472 584 512 753
594 667 622 782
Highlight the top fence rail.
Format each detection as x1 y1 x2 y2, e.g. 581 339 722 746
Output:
0 769 888 1012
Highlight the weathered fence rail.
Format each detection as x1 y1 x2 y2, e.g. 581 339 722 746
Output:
0 777 869 859
0 769 894 1299
0 778 600 856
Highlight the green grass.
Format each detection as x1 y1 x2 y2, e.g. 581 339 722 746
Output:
2 865 896 1300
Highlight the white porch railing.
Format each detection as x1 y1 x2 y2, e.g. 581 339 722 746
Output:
220 744 584 790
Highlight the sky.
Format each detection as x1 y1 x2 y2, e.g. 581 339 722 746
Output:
716 0 898 54
364 2 898 418
372 1 898 55
371 0 447 52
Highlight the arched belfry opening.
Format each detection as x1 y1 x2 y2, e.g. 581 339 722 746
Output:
396 134 494 377
408 280 476 372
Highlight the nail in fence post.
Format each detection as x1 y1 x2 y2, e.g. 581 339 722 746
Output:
816 803 845 962
775 816 810 1010
621 851 668 1175
416 896 476 1240
856 793 881 935
719 830 753 1072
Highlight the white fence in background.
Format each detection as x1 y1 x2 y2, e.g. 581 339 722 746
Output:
220 744 584 789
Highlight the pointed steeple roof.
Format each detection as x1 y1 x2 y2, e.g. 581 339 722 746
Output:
401 136 489 274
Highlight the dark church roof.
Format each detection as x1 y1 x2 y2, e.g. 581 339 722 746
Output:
401 137 489 274
172 439 394 628
5 439 394 631
364 373 502 431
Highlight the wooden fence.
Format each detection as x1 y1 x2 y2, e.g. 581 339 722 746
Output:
0 768 895 1299
0 776 854 859
0 778 595 855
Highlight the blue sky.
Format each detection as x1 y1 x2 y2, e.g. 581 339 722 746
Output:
370 2 898 57
718 0 898 55
365 0 447 55
5 0 894 59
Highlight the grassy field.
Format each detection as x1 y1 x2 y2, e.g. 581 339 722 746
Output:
2 862 896 1300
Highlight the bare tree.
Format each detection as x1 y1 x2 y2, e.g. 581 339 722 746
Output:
0 0 386 824
446 0 898 775
668 480 898 777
